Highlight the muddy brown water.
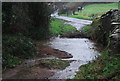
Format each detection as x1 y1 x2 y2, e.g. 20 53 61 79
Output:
47 15 101 79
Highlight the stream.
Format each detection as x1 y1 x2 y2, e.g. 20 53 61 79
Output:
47 14 101 79
3 14 101 79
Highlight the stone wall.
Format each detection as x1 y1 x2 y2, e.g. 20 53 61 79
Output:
95 9 120 54
106 9 120 54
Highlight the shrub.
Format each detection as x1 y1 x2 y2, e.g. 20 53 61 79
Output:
3 35 36 59
3 35 37 68
82 24 101 40
3 55 21 68
82 18 109 45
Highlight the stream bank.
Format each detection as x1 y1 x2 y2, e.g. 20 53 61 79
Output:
47 15 101 79
74 9 120 80
3 15 101 79
2 40 73 79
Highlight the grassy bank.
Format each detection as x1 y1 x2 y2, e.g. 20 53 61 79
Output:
61 3 118 20
81 17 109 45
50 18 77 36
60 14 93 20
81 24 100 40
37 59 70 70
75 50 120 80
74 9 120 79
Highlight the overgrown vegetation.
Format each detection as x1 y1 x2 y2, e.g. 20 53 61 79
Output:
81 17 110 46
38 59 70 70
2 2 52 40
75 50 120 80
3 35 36 69
75 7 120 80
50 18 77 36
2 2 52 69
81 24 101 40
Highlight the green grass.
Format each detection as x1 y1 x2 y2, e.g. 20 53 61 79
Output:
38 59 70 70
60 14 93 20
76 3 118 17
50 18 77 36
75 50 120 79
61 3 118 20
